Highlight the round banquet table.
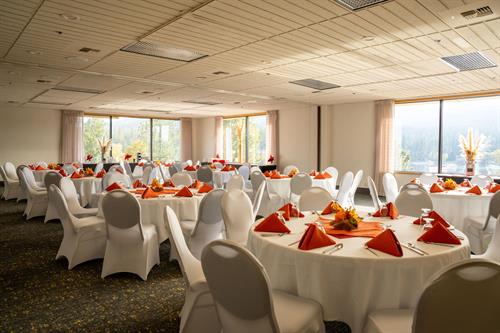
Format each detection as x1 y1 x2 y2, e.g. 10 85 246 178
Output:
426 185 492 230
266 176 337 200
247 212 470 333
97 189 204 243
70 177 102 207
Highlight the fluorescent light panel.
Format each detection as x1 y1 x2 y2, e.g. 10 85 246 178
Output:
334 0 391 11
121 41 206 62
440 52 497 71
290 79 341 90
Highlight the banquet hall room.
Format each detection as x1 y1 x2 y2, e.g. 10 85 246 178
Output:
2 0 500 332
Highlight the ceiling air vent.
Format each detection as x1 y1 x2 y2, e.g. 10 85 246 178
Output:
290 79 341 90
333 0 392 11
182 100 221 106
121 41 206 62
440 52 497 71
461 6 493 19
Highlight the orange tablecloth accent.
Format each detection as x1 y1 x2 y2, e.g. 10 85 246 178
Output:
321 220 384 238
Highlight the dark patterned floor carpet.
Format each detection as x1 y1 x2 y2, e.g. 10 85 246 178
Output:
0 187 351 333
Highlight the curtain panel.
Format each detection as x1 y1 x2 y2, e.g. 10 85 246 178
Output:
61 110 84 163
374 100 395 193
214 116 223 158
266 110 279 165
180 118 192 161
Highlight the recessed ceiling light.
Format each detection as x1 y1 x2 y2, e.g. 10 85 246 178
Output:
121 41 206 62
362 36 375 42
26 50 43 55
290 79 341 90
59 13 80 21
65 56 89 62
440 52 497 71
334 0 392 11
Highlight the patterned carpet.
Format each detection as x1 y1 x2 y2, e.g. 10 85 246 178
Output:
0 187 351 333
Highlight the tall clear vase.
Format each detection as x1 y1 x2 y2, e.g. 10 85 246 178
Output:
466 159 475 176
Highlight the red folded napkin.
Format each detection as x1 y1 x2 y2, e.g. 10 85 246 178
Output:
365 229 403 257
309 170 318 177
55 165 62 170
105 182 123 192
413 210 450 227
35 165 46 171
163 179 175 187
460 179 472 187
221 165 234 172
418 222 460 245
298 224 336 250
184 165 197 171
58 170 67 177
28 164 36 170
263 171 271 177
141 186 159 199
254 213 291 233
321 201 338 215
190 179 202 189
133 179 145 188
70 171 82 179
314 172 328 180
124 153 132 160
372 202 399 219
175 186 193 197
489 184 500 194
95 170 106 178
429 183 444 193
278 203 304 221
198 183 213 193
114 168 124 174
271 173 284 179
466 185 482 195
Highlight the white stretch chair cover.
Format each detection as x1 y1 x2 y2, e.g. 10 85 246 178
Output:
60 178 98 217
465 192 500 255
336 172 354 207
382 172 399 203
172 173 193 187
290 172 313 204
197 166 213 184
252 182 266 219
23 167 45 190
169 165 178 177
101 190 159 280
165 207 221 333
367 176 382 211
250 171 282 216
201 240 326 333
174 161 184 172
4 162 18 180
49 185 106 269
0 165 20 200
122 161 134 179
44 172 63 222
221 190 254 245
62 163 77 175
226 175 244 191
348 170 363 206
142 165 153 185
15 165 28 201
395 185 433 217
21 167 48 220
94 162 104 174
213 162 223 170
475 214 500 263
471 175 493 188
298 187 333 212
250 166 261 173
102 171 131 189
238 165 250 182
324 166 339 189
159 165 169 182
419 173 438 185
283 165 299 175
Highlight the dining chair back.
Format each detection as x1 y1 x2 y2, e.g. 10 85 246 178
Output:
0 165 21 200
102 171 131 189
395 185 433 217
383 172 399 203
252 182 266 219
169 165 178 177
197 166 213 184
299 187 333 212
142 165 153 184
16 165 28 201
4 162 18 180
283 165 298 175
471 175 493 188
324 166 339 189
419 173 438 185
43 172 63 221
250 170 265 193
238 164 250 181
221 190 254 245
226 175 245 191
336 171 353 207
367 176 382 211
172 173 193 187
290 172 312 196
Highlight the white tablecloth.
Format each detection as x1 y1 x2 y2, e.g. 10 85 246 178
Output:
247 212 470 333
97 189 204 243
32 169 54 182
214 170 236 187
71 177 102 207
427 186 492 230
266 177 337 200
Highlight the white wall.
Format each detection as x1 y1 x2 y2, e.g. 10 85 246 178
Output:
0 104 61 166
191 117 215 163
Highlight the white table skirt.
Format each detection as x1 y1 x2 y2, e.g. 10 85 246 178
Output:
267 177 337 200
247 212 470 333
71 177 102 207
97 190 204 243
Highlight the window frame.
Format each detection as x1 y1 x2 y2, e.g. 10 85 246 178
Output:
223 113 266 164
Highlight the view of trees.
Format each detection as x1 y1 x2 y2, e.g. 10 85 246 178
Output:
83 116 110 162
223 115 266 163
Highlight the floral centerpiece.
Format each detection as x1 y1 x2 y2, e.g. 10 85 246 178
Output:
151 178 163 192
47 163 59 170
97 138 112 163
443 178 457 190
288 167 298 177
84 168 94 177
459 128 486 176
330 206 362 231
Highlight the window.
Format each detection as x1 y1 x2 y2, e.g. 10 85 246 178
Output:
223 115 266 163
83 116 110 162
394 95 500 175
111 117 151 161
153 119 180 161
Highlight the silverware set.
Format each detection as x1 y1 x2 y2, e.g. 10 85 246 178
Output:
322 243 343 254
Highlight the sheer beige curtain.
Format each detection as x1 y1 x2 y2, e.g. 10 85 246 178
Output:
215 116 223 157
180 118 192 161
61 110 84 163
266 110 279 165
374 100 395 192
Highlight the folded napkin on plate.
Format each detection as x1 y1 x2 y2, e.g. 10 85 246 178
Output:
466 185 482 195
418 222 460 245
95 170 106 178
372 202 399 219
190 179 202 189
35 165 46 171
321 201 341 215
28 164 36 170
298 223 336 250
221 165 235 172
254 213 291 233
489 184 500 194
365 229 403 257
429 183 444 193
133 179 145 188
175 186 193 197
271 173 284 179
460 179 472 187
184 165 197 171
309 170 318 177
70 172 82 179
58 170 67 177
278 203 304 221
314 172 332 180
105 182 123 192
198 183 213 193
263 171 271 177
324 221 383 238
141 186 159 199
413 210 450 227
163 179 175 187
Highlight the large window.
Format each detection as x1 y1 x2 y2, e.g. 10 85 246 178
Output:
394 95 500 175
223 115 266 163
83 116 180 162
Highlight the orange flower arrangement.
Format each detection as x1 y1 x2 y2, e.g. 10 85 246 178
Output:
443 178 457 190
288 167 298 177
47 163 58 170
84 168 94 177
151 178 163 192
331 206 362 231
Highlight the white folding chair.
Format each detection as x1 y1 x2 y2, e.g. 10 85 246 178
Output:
298 187 333 212
367 176 382 211
226 174 244 191
324 166 339 189
15 165 28 202
44 172 63 222
0 165 20 200
290 172 312 205
197 166 213 184
347 169 363 206
221 190 254 245
336 172 353 207
395 185 433 217
465 191 500 255
172 173 193 187
382 172 399 203
471 175 493 188
20 167 48 220
50 185 106 269
364 259 500 333
419 173 438 185
283 164 299 175
101 190 159 280
60 178 98 218
201 240 326 333
165 207 221 333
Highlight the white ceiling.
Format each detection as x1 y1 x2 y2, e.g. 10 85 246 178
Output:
0 0 499 117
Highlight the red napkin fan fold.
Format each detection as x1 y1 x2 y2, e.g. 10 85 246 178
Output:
175 186 193 197
460 179 472 187
466 185 482 195
372 202 399 219
365 229 403 257
417 222 461 245
70 172 82 179
95 170 106 178
254 213 291 233
184 165 197 171
35 165 46 171
190 179 202 189
133 179 145 188
321 201 337 215
58 170 67 177
105 182 123 192
141 186 159 199
413 210 450 227
429 183 444 193
278 203 304 221
163 179 175 187
298 224 336 250
489 184 500 194
198 183 213 193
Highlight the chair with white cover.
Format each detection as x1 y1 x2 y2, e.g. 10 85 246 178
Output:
159 164 170 182
201 240 326 333
0 165 20 200
60 178 98 218
186 159 193 166
336 171 353 207
465 191 500 255
395 184 433 217
185 189 225 260
238 164 250 186
325 166 339 188
226 174 244 191
62 163 77 176
15 165 28 202
250 166 261 173
20 167 48 220
347 170 363 206
419 173 438 185
364 259 500 333
165 207 221 333
252 182 266 219
367 176 382 211
44 172 63 222
382 172 399 204
471 175 493 188
169 165 178 177
174 161 184 172
94 162 104 174
299 187 333 212
474 214 500 264
283 164 299 175
221 190 254 245
102 170 131 189
22 166 45 190
108 164 124 173
290 172 312 205
101 190 160 280
213 162 223 170
49 185 106 269
122 161 135 180
197 166 213 184
172 173 193 187
250 171 282 216
142 165 153 185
